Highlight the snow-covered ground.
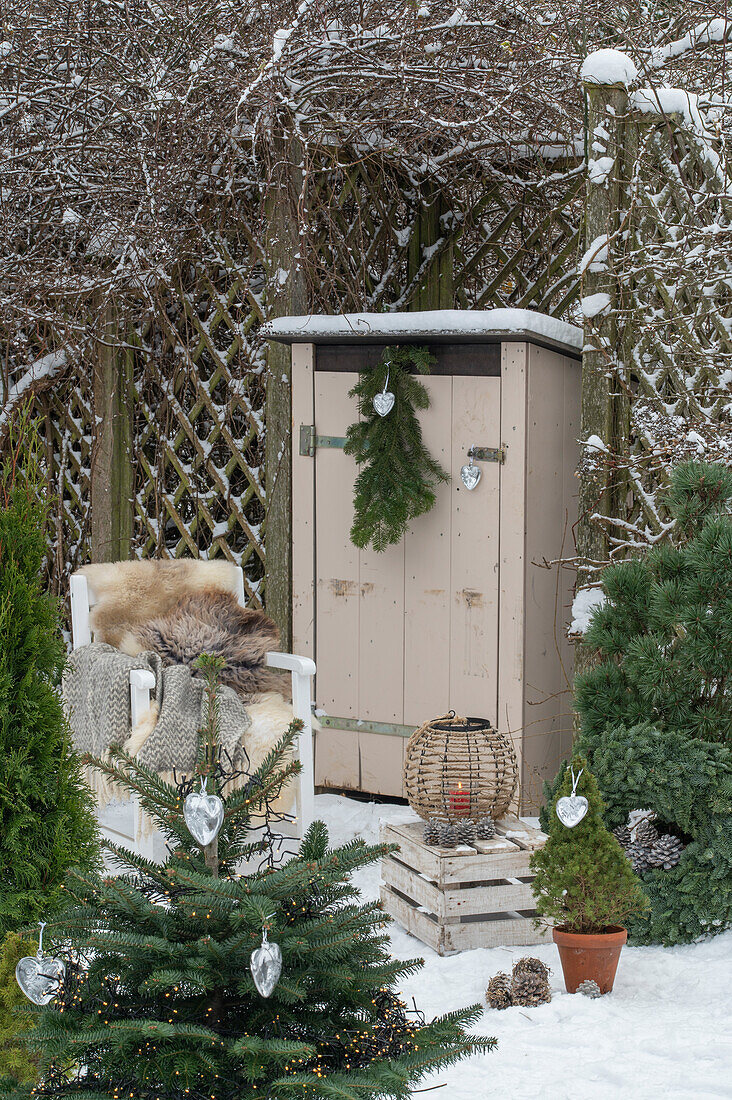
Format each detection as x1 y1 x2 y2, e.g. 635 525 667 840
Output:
317 793 732 1100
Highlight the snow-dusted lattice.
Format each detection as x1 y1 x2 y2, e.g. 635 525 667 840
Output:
582 83 732 558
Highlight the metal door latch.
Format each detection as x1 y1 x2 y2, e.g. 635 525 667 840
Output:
299 424 347 456
468 445 505 464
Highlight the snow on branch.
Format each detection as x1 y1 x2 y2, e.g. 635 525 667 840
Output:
650 18 732 70
0 350 68 444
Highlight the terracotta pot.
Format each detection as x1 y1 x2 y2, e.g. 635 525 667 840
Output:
552 925 627 994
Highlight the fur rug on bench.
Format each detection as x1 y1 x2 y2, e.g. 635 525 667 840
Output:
75 561 313 813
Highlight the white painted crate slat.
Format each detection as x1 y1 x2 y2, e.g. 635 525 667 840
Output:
380 819 551 955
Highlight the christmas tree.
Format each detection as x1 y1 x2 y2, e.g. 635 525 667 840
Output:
8 656 491 1099
0 416 98 938
546 461 732 944
344 345 449 551
531 756 647 934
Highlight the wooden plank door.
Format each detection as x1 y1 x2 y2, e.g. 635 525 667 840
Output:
449 376 501 724
313 370 502 738
403 376 452 724
314 371 359 717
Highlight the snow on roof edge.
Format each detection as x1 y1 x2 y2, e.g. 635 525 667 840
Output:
262 309 583 353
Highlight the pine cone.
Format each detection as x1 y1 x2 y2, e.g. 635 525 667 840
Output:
423 819 442 846
511 969 551 1007
486 972 512 1010
455 819 476 845
476 816 496 840
512 956 550 982
576 978 602 998
634 817 659 846
612 824 631 849
625 842 651 875
439 823 459 849
648 834 685 870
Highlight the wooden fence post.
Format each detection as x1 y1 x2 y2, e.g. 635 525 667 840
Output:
576 75 629 583
264 138 308 648
90 303 134 562
408 184 454 309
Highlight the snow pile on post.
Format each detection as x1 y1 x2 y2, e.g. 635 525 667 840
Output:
580 49 638 87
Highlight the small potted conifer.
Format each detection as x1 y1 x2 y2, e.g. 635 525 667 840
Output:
530 755 648 993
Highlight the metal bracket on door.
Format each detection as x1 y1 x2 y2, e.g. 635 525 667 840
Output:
468 445 506 464
299 424 347 457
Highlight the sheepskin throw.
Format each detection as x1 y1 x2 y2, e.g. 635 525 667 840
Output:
63 643 251 775
79 561 287 700
80 560 242 651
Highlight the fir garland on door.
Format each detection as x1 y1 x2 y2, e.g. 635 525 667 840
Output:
344 345 449 552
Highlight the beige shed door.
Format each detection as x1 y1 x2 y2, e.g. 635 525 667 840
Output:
314 370 501 729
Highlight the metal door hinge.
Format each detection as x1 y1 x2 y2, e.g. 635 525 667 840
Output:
468 445 505 464
299 424 347 457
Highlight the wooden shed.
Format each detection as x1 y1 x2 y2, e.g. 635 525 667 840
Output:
263 309 583 810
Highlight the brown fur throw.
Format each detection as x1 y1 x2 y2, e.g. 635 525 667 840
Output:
130 591 289 700
82 560 241 651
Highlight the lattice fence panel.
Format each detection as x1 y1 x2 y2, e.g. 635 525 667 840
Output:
454 172 584 317
584 109 732 556
38 366 94 597
303 153 583 316
133 253 267 606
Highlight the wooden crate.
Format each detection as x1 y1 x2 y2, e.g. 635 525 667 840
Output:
380 817 551 955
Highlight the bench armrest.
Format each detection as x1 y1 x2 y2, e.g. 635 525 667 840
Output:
265 651 316 677
130 668 155 728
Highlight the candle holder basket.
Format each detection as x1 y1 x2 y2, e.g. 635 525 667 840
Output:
403 711 518 823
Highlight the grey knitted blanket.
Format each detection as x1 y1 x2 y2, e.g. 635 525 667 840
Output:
63 643 251 774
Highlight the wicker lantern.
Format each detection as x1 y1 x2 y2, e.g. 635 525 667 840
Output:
404 712 518 823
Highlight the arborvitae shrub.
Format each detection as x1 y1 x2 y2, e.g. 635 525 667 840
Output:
0 932 40 1089
0 418 98 937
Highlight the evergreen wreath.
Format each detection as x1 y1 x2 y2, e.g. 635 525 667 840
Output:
344 345 449 552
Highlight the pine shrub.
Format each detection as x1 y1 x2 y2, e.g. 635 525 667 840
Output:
545 461 732 944
0 418 98 937
531 756 647 934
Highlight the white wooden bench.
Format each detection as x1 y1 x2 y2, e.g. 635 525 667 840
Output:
69 567 316 860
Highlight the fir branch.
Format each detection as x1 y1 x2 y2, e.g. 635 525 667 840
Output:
344 345 449 552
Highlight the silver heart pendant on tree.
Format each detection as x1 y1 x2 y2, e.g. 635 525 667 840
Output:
16 954 65 1006
184 779 225 847
250 928 282 998
556 794 589 829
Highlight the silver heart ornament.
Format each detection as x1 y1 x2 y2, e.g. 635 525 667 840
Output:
184 783 224 847
556 794 589 829
460 462 481 491
250 931 282 998
16 955 65 1006
373 390 395 417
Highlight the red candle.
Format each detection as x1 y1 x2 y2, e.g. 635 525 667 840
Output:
448 783 471 818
